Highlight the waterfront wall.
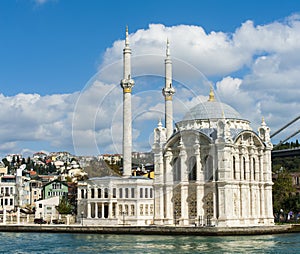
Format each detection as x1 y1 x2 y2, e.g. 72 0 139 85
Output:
0 224 299 236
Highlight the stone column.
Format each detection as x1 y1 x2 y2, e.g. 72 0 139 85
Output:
102 203 105 218
3 209 6 225
165 149 173 223
179 142 189 225
109 201 113 219
17 207 20 224
260 184 265 219
95 202 98 218
87 202 91 219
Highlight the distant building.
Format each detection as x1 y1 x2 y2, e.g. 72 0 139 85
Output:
43 179 68 199
77 177 153 225
0 175 16 212
35 196 60 221
29 179 43 206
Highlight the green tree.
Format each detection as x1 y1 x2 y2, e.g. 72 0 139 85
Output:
56 196 73 214
273 168 296 212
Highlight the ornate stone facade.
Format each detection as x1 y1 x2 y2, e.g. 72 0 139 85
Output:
153 89 274 227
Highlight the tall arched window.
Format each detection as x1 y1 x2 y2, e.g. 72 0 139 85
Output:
253 158 256 181
233 156 236 180
205 155 213 181
173 157 181 182
243 157 246 180
188 156 197 181
104 188 108 198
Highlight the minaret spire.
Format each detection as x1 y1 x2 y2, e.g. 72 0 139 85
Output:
162 39 175 139
125 25 129 48
166 38 170 57
120 26 135 177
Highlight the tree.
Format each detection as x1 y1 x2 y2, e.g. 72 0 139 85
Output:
273 168 296 213
56 196 73 214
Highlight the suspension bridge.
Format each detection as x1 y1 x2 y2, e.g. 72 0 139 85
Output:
271 115 300 158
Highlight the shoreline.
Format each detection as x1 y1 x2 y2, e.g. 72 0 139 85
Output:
0 224 299 236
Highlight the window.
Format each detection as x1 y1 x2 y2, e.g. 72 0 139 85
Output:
104 188 108 198
205 155 213 181
113 188 116 198
125 205 128 215
243 157 246 180
34 191 37 195
81 189 85 199
140 188 143 198
125 188 129 198
253 158 256 180
139 204 143 215
53 182 61 189
145 204 149 215
119 188 123 198
10 199 13 206
130 205 135 216
150 188 153 198
150 204 154 215
98 188 102 198
39 204 42 208
131 188 135 198
119 205 123 215
173 157 181 182
145 188 148 198
233 156 236 180
188 156 197 181
91 189 95 198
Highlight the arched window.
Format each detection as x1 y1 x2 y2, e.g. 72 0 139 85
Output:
98 188 102 198
173 157 181 182
91 188 95 198
81 189 85 199
233 156 236 180
205 155 213 181
243 157 246 180
253 158 256 181
104 188 108 198
188 156 197 181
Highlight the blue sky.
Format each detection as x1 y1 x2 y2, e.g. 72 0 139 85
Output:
0 0 299 157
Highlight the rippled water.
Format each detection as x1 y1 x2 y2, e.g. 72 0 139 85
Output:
1 232 300 253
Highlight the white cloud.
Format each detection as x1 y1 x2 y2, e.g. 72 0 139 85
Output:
2 15 300 157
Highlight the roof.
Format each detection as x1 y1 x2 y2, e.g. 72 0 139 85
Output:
183 100 242 121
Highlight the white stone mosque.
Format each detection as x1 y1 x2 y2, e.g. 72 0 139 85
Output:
77 28 274 227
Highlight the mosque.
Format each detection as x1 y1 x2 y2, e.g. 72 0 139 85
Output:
77 28 274 227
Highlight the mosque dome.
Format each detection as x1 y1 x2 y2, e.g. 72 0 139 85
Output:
183 89 243 121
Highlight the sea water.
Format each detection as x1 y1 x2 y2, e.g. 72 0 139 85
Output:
0 232 299 253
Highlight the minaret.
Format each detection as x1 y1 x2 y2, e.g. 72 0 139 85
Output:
162 39 175 139
120 26 135 177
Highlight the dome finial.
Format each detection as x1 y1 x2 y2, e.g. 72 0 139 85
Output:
208 84 215 102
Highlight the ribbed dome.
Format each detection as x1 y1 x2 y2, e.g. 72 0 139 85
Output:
183 100 242 121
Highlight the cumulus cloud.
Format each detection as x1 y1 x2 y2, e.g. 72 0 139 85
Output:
2 15 300 156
